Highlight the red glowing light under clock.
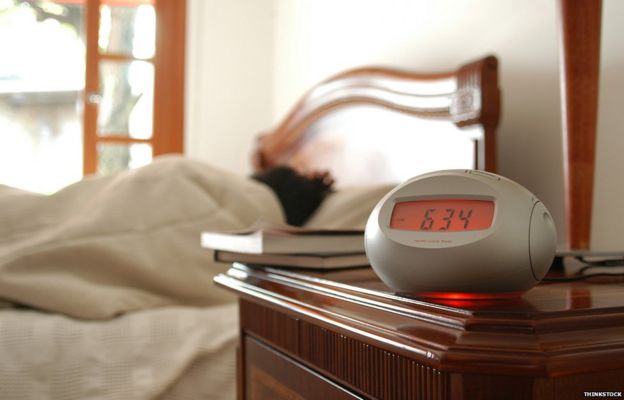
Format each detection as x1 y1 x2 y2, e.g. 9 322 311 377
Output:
417 292 523 300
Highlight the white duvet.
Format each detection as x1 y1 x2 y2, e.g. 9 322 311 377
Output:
0 156 284 319
0 156 288 399
0 303 238 400
0 156 390 400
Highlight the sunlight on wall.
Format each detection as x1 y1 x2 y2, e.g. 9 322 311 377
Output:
270 0 567 245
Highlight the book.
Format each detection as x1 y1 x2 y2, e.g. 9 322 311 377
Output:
214 250 369 269
201 221 364 255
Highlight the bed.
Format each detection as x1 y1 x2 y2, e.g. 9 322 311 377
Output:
0 56 500 399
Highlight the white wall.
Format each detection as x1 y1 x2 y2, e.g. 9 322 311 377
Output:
185 0 624 249
271 0 624 249
184 0 274 175
592 0 624 250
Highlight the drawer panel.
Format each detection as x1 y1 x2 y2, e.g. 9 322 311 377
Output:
245 336 362 400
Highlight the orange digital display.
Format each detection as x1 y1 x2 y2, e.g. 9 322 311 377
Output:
390 199 494 232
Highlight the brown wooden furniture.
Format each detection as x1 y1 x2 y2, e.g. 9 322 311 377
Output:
558 0 603 250
221 56 584 399
215 264 624 399
253 56 500 186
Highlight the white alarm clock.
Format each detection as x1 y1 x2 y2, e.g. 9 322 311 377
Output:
365 170 557 296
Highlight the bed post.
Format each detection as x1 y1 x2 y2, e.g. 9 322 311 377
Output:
455 56 500 173
557 0 602 250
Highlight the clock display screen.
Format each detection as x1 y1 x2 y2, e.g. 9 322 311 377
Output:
390 199 494 232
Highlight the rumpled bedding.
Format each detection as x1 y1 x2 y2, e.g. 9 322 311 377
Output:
0 303 238 400
0 155 284 319
0 156 285 400
0 155 391 400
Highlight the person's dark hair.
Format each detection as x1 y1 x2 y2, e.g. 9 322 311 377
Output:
252 166 334 226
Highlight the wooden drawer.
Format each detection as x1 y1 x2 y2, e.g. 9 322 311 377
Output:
244 336 362 400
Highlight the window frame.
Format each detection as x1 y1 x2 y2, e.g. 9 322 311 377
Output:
82 0 185 175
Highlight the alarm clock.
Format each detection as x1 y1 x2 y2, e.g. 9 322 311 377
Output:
364 170 557 296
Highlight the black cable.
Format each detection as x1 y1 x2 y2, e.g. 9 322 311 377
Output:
543 272 624 282
574 256 624 267
544 255 624 282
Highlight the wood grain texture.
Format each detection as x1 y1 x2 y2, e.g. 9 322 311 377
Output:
558 0 603 250
218 265 624 399
246 336 361 399
298 320 449 400
241 300 449 400
240 299 299 355
458 57 500 172
82 0 100 175
152 0 186 155
252 56 500 183
219 266 624 399
216 265 624 378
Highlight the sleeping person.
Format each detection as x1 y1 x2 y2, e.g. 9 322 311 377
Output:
0 156 333 319
251 165 334 226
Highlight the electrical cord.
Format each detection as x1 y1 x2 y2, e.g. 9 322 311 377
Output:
542 256 624 282
575 256 624 267
543 272 624 282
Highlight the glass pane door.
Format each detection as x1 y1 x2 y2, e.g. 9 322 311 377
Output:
85 0 156 175
0 1 85 193
0 0 183 190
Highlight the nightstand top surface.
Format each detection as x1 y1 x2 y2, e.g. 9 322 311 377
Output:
215 264 624 376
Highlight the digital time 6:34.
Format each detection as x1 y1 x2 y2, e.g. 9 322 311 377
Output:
389 199 495 232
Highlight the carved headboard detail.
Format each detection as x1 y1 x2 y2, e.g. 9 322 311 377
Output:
253 56 500 186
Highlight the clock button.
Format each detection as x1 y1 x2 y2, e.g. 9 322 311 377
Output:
529 202 557 281
468 170 500 181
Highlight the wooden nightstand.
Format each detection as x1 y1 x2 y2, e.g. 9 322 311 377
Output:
214 264 624 400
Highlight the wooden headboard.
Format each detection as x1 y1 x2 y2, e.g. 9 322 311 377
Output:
253 56 500 186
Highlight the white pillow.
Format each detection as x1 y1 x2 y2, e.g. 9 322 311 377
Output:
304 185 395 230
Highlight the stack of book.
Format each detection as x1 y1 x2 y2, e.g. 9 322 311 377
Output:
201 222 368 269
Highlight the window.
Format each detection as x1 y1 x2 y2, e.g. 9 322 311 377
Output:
0 0 185 193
